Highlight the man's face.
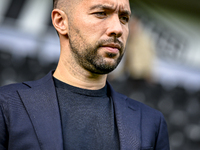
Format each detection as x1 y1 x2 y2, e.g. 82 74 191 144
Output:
67 0 131 74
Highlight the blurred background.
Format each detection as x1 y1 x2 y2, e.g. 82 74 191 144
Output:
0 0 200 149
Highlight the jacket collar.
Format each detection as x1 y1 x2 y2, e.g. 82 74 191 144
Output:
108 83 141 150
18 71 141 150
18 71 63 150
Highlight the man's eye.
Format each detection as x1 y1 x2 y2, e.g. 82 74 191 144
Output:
120 16 129 24
95 12 107 17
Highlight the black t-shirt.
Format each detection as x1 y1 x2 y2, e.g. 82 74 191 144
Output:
53 78 120 150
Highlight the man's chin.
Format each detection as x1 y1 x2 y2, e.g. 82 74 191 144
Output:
85 54 122 74
92 68 116 75
93 63 119 74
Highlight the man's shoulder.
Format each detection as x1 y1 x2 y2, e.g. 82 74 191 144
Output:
0 82 29 106
108 83 163 117
126 96 164 118
0 82 28 93
0 71 53 93
127 97 157 111
0 71 53 101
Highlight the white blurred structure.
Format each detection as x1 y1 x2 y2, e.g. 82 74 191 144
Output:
137 2 200 92
0 0 60 64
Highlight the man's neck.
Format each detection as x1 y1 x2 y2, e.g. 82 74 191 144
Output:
53 59 107 90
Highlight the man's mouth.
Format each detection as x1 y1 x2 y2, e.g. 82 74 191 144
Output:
100 43 122 55
102 43 121 50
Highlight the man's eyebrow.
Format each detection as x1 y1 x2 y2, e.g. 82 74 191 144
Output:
120 10 131 17
90 4 131 17
90 4 114 11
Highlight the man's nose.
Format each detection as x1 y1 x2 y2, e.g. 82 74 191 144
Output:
106 15 123 38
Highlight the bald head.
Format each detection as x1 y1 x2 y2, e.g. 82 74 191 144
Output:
53 0 67 9
53 0 81 9
52 0 83 36
53 0 59 9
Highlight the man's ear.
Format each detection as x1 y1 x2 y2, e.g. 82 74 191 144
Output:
51 9 68 35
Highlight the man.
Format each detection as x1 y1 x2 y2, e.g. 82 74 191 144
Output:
0 0 170 149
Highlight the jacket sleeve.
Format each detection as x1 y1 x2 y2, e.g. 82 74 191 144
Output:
155 112 170 150
0 102 8 150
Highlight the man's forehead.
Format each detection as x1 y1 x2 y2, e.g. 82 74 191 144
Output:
85 0 131 12
59 0 130 10
89 0 130 7
56 0 80 8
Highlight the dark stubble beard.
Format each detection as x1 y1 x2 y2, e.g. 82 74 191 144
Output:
69 36 125 75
